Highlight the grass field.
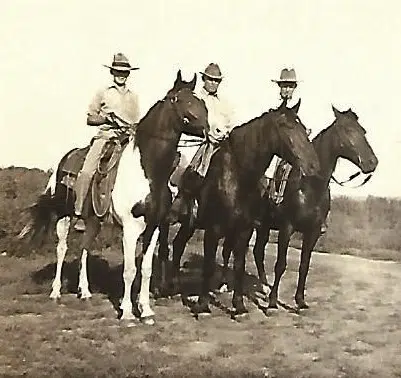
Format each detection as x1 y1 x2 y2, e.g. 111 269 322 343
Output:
0 167 400 377
1 241 400 377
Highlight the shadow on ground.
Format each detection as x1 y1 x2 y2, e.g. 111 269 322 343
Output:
30 251 300 318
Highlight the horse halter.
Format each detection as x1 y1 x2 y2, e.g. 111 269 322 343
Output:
329 121 373 188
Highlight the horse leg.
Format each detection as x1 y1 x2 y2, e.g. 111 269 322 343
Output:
156 222 171 297
120 217 146 321
171 222 196 294
295 227 320 309
77 216 101 299
232 228 254 315
253 225 271 295
50 216 71 300
219 237 233 293
137 225 160 325
268 223 294 309
193 228 219 314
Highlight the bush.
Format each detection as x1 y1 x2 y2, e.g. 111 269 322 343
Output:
1 167 400 260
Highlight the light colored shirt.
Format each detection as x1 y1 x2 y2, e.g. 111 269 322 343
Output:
88 83 140 138
196 87 235 144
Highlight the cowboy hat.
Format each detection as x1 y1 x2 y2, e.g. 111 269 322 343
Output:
103 53 139 71
271 68 299 83
200 63 223 80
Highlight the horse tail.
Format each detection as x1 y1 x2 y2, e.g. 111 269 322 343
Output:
18 186 58 247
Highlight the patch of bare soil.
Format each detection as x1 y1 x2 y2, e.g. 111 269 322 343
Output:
0 241 400 377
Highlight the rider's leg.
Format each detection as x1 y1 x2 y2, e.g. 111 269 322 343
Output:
74 138 107 216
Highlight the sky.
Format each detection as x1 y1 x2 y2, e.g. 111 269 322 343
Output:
0 0 400 198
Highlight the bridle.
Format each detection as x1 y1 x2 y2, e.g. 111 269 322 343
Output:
329 121 373 188
136 89 207 143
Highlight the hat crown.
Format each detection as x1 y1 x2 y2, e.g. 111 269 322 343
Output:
279 68 297 82
113 53 129 65
203 63 223 79
111 52 131 68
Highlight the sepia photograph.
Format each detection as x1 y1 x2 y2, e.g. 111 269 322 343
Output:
0 1 400 377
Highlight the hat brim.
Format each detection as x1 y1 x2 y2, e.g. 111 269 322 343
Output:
200 71 223 80
271 79 301 83
103 65 140 71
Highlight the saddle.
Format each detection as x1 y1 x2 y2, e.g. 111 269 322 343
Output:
60 135 130 218
267 158 292 205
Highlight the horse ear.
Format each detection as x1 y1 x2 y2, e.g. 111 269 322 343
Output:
291 98 301 114
278 99 287 111
188 73 197 91
174 70 183 87
332 105 341 118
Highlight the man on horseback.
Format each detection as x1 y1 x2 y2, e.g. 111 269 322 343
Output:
74 53 140 228
265 68 303 184
266 68 328 234
169 63 235 221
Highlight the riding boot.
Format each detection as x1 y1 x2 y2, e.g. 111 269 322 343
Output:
168 190 191 223
74 171 92 217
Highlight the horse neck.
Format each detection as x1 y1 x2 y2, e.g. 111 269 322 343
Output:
135 100 181 183
312 127 339 188
136 100 181 149
228 114 277 181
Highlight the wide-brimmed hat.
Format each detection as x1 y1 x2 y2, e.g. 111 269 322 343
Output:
271 68 299 83
103 53 139 71
200 63 223 80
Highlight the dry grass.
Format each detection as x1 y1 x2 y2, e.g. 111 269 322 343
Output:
1 167 401 376
0 240 400 377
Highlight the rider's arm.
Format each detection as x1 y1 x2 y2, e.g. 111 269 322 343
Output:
86 89 111 126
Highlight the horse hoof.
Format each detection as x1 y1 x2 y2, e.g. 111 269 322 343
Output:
119 318 138 328
192 302 211 315
120 310 136 321
141 316 155 326
78 291 92 300
296 301 309 310
49 293 61 301
234 307 249 317
267 302 278 309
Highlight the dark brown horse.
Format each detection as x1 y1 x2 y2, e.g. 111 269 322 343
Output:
21 71 209 324
165 102 321 316
221 106 379 310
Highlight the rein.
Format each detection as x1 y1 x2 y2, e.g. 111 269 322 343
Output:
178 137 205 148
331 171 372 188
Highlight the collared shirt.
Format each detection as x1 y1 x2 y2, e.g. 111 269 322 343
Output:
88 83 140 138
196 87 235 144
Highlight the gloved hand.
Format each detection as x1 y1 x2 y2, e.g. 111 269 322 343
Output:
87 113 108 126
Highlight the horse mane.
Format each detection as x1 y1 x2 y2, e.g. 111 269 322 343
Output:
313 108 360 143
226 111 276 173
136 100 164 132
312 121 334 145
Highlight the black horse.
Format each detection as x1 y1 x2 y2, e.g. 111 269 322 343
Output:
220 106 379 309
165 102 321 316
21 71 209 324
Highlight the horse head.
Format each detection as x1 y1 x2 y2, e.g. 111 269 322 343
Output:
331 106 378 174
166 70 208 138
271 104 320 177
